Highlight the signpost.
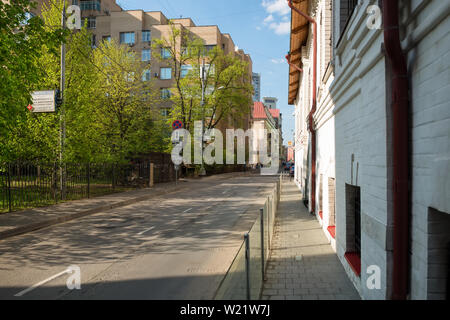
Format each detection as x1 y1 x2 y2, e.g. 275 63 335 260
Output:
28 90 57 113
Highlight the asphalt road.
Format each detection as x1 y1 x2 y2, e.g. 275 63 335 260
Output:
0 174 278 300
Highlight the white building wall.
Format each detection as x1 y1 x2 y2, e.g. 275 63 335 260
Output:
332 0 391 299
400 0 450 300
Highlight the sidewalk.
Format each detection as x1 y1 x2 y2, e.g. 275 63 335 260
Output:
0 171 248 241
262 181 360 300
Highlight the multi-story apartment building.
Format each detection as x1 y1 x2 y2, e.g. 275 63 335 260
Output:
32 0 253 132
252 72 261 102
288 0 450 300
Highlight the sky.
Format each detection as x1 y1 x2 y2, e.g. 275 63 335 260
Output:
120 0 295 145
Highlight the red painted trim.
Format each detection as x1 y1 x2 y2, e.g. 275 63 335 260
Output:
345 252 361 277
327 226 336 239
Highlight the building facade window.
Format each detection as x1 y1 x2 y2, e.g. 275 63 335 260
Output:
102 35 111 42
142 30 151 43
142 49 151 62
161 47 171 59
160 67 172 80
77 0 101 11
161 108 170 117
339 0 358 37
120 32 135 45
84 16 96 29
160 88 171 99
142 69 151 82
181 65 192 78
204 45 216 54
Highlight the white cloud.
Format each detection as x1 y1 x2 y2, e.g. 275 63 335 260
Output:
269 21 291 35
264 14 274 24
271 58 285 64
261 0 291 36
262 0 291 16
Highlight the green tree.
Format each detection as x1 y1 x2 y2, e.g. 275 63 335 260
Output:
92 39 162 162
152 24 253 134
0 0 66 161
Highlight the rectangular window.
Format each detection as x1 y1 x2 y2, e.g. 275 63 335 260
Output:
142 30 151 43
160 67 172 80
84 16 96 29
339 0 358 37
181 65 192 78
120 32 135 45
102 35 111 42
142 49 151 62
160 88 171 99
204 45 216 53
161 47 171 59
142 69 151 82
79 1 101 11
161 108 170 117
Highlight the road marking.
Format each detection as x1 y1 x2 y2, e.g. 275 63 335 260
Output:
138 226 155 235
14 269 70 297
183 208 193 213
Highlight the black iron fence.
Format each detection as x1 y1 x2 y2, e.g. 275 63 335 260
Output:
0 159 176 213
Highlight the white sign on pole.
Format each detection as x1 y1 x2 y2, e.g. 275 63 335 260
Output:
31 90 56 113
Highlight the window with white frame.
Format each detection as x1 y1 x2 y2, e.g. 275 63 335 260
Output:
142 69 151 82
120 32 135 45
160 67 172 80
161 47 171 59
142 30 151 43
142 49 151 62
160 88 171 100
161 108 170 117
181 65 192 78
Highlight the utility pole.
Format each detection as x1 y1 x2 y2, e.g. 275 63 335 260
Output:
199 58 207 176
59 1 66 199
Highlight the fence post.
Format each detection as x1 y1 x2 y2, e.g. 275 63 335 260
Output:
7 163 12 213
260 208 265 282
244 233 251 300
149 163 154 188
87 163 90 199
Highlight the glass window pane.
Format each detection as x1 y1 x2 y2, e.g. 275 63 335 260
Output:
142 30 151 42
160 68 172 80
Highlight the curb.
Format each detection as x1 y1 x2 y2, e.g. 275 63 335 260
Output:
0 171 251 241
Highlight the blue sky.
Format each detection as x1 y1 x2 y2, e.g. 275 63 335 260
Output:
120 0 294 145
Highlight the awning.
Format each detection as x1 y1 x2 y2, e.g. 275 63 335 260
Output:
288 0 309 105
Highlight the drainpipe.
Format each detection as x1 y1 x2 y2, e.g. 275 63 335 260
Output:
383 1 410 300
287 0 317 215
